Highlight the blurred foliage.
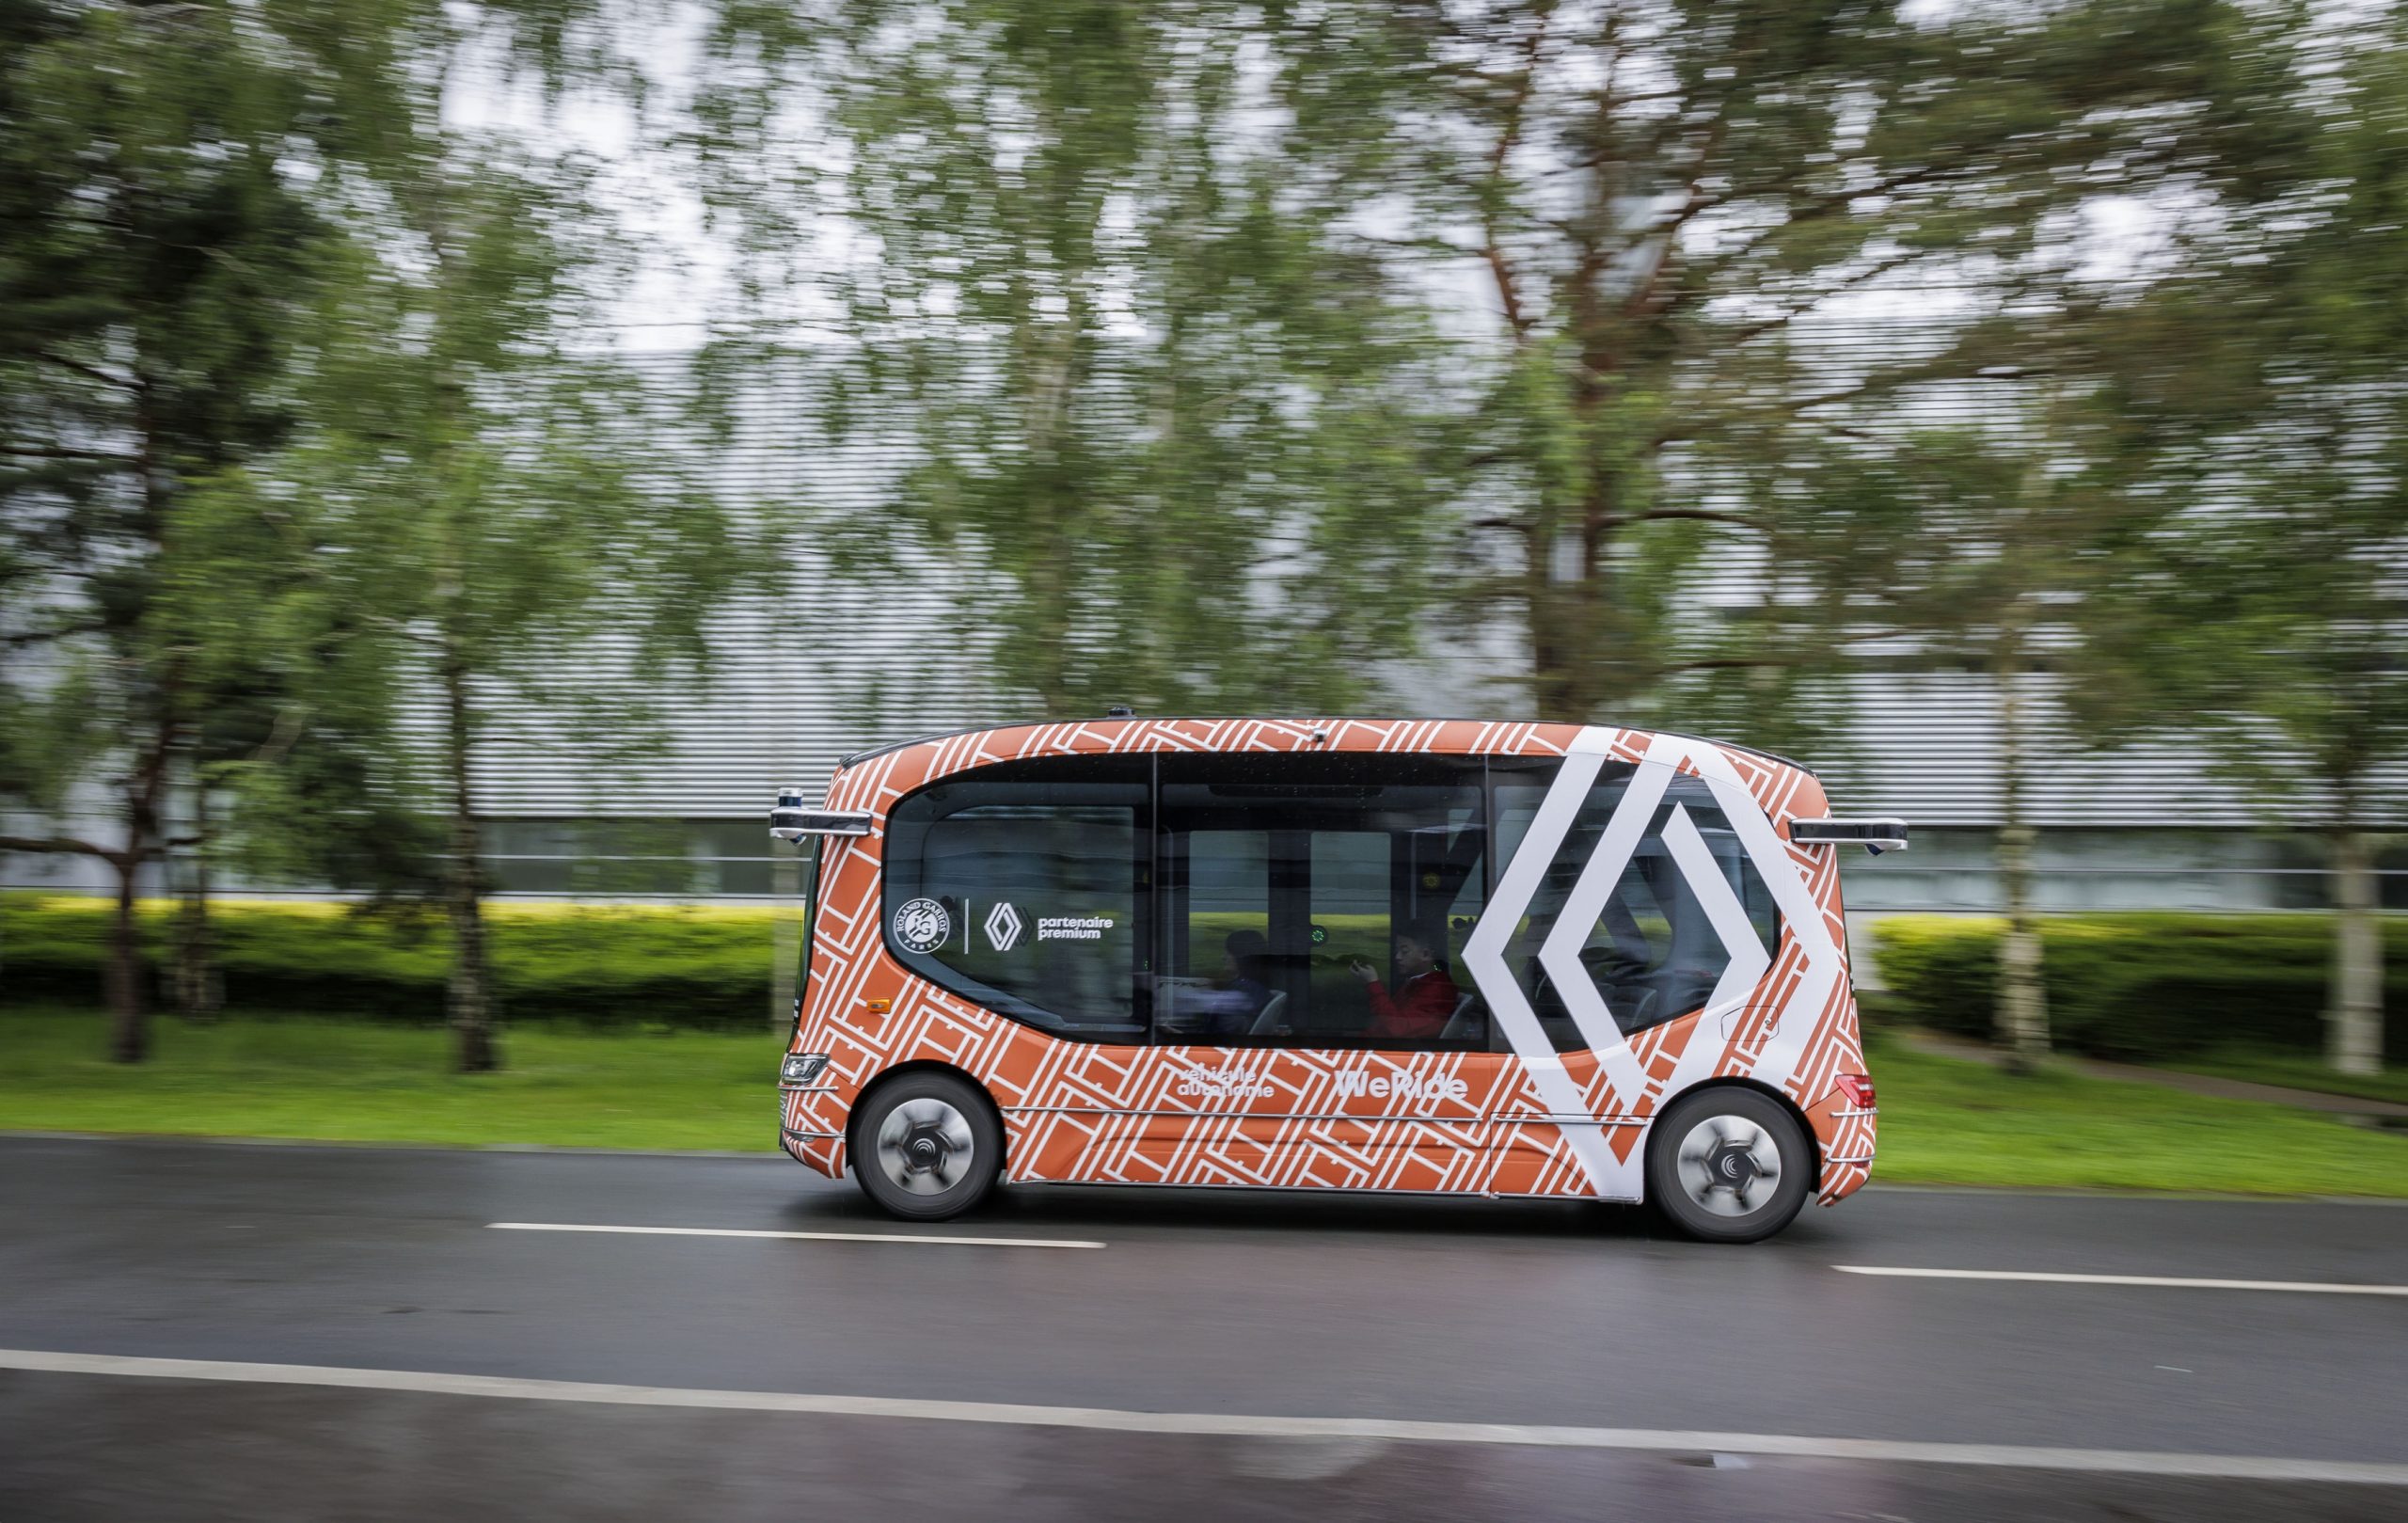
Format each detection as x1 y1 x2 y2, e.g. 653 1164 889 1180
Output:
257 128 764 1068
2063 6 2408 817
2044 9 2408 1071
6 0 2408 1076
698 1 1461 712
1247 0 2319 741
681 0 2393 769
0 0 337 816
0 0 764 1064
0 894 784 1030
1 0 373 1055
1873 913 2408 1060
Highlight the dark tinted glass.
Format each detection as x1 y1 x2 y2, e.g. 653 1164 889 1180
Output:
1155 753 1487 1050
1495 762 1780 1053
884 756 1149 1041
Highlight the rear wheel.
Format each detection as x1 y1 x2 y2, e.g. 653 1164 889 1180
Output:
1646 1087 1811 1244
850 1071 1003 1222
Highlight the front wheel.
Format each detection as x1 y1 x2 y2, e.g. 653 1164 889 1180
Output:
850 1071 1003 1222
1646 1087 1812 1244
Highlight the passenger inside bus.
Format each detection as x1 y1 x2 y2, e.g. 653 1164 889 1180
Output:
1172 928 1278 1037
1350 926 1460 1041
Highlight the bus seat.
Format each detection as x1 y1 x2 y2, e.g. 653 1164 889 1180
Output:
1246 991 1290 1036
1437 993 1481 1041
1608 984 1661 1034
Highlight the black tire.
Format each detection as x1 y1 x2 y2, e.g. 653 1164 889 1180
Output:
1645 1086 1812 1244
849 1071 1003 1222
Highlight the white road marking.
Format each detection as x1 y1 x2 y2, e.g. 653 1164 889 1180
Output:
4 1349 2406 1484
486 1222 1104 1250
1836 1265 2408 1296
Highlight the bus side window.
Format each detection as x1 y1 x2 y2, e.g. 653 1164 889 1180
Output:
883 756 1151 1042
1494 766 1781 1051
1154 753 1488 1052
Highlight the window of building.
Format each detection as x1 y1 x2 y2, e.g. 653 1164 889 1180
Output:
1494 762 1781 1053
1154 754 1487 1050
882 756 1150 1041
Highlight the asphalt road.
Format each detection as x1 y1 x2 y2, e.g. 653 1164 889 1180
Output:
3 1134 2405 1521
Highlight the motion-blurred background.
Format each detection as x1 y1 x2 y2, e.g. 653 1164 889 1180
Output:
2 1 2402 1178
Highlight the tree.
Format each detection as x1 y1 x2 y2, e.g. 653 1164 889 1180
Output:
2073 479 2404 1076
2215 11 2407 1078
1260 0 2297 725
1 0 332 1059
1775 420 2178 1065
696 3 1458 715
5 0 748 1070
2062 6 2406 1074
279 135 756 1071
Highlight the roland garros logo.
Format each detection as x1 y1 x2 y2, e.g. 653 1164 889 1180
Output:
893 897 950 954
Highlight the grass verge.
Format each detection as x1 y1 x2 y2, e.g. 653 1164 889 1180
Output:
0 1006 784 1152
6 1008 2407 1196
2154 1044 2408 1108
1865 1033 2408 1197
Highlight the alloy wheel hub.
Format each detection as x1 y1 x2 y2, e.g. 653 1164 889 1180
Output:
903 1126 950 1173
1707 1137 1759 1187
1674 1115 1782 1217
875 1097 976 1196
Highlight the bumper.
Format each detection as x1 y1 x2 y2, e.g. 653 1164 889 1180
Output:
779 1087 848 1177
1805 1091 1877 1205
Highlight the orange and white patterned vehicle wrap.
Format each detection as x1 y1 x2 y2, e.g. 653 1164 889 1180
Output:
779 718 1877 1206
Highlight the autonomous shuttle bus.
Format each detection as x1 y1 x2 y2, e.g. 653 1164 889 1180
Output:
771 717 1900 1243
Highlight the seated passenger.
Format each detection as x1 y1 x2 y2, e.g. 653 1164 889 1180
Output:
1349 928 1460 1042
1177 928 1275 1037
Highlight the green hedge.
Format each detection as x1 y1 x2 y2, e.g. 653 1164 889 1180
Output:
1871 913 2408 1060
0 895 795 1031
16 896 2402 1053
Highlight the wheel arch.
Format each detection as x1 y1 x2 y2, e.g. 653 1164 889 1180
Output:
844 1060 1008 1175
1644 1075 1821 1191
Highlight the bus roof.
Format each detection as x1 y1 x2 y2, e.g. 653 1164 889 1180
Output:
833 716 1817 780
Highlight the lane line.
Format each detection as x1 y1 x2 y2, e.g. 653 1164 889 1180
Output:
3 1349 2405 1483
485 1221 1104 1249
1837 1266 2408 1296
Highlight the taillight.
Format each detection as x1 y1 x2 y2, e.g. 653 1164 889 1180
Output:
1836 1073 1877 1109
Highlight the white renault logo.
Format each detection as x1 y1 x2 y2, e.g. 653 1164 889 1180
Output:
1461 730 1839 1202
985 900 1024 953
1540 799 1771 1047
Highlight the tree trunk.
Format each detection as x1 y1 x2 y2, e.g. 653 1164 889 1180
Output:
106 854 147 1064
1994 648 2049 1071
442 659 498 1073
1528 579 1586 718
2328 827 2383 1077
1526 522 1614 720
174 774 219 1022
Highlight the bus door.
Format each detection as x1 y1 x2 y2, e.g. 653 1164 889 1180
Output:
1139 754 1508 1193
1475 755 1786 1197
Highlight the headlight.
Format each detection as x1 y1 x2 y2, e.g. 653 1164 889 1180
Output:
779 1053 830 1088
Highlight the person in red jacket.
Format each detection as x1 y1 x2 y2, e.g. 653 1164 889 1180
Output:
1349 928 1460 1042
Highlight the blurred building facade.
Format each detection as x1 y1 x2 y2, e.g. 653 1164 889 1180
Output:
7 335 2405 913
